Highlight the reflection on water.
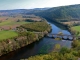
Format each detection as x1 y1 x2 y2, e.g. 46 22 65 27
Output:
49 22 71 35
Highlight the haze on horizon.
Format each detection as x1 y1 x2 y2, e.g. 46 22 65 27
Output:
0 0 80 10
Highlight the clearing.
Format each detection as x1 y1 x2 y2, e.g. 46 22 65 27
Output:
0 30 18 41
72 26 80 32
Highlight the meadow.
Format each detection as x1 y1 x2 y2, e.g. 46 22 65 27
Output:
72 26 80 32
0 14 43 40
0 30 18 41
0 14 42 30
0 20 29 27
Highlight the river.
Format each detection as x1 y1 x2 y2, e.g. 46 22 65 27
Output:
0 22 72 60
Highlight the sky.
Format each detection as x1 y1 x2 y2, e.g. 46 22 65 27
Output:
0 0 80 10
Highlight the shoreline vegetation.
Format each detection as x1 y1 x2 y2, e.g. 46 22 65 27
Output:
23 17 80 60
27 21 80 60
0 21 51 56
27 39 80 60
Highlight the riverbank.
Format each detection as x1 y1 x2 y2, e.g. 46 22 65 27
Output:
0 21 72 60
27 39 80 60
27 22 80 60
0 21 51 57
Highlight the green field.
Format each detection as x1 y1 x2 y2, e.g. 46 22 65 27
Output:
72 26 80 36
0 30 18 40
72 26 80 32
0 20 29 26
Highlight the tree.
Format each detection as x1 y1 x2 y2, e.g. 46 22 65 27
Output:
17 19 20 22
72 40 79 48
54 44 61 51
59 47 70 55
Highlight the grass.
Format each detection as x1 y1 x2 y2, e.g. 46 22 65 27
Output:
0 20 12 26
0 15 42 41
71 26 80 36
0 30 18 41
0 20 30 26
72 26 80 32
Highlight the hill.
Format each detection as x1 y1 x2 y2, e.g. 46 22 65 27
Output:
32 4 80 22
0 8 49 16
1 4 80 23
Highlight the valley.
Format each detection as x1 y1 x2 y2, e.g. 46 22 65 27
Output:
0 4 80 60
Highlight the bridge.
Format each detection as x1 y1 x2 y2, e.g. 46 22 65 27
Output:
34 32 80 41
47 33 80 41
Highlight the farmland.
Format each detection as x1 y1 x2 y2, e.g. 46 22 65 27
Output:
0 20 29 26
0 30 18 41
0 14 43 40
0 14 42 30
71 26 80 32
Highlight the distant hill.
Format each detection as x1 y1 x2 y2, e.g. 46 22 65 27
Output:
0 9 27 16
32 4 80 22
1 4 80 22
0 8 50 16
